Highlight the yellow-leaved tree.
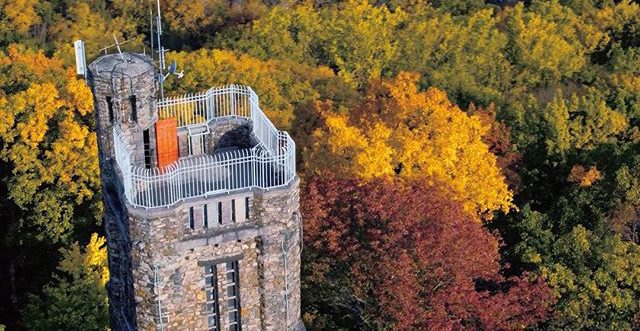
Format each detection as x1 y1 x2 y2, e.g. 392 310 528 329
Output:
24 233 109 331
543 90 628 156
305 72 512 218
505 1 606 87
163 49 348 129
0 0 41 36
49 2 142 66
0 45 101 242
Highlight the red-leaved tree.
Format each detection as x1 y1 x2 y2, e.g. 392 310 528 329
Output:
301 174 553 330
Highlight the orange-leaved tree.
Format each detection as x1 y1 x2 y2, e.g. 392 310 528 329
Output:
305 72 512 218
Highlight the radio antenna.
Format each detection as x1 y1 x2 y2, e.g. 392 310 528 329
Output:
156 0 166 98
153 0 183 98
113 34 125 61
97 38 132 56
149 3 154 63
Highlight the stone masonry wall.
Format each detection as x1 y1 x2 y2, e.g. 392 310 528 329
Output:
208 118 255 152
176 117 257 157
252 182 303 331
89 53 159 331
128 178 303 331
89 53 158 165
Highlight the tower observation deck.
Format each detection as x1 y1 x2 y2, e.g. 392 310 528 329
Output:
113 85 296 209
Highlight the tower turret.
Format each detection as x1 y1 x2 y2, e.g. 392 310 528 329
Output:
88 52 304 331
90 53 158 169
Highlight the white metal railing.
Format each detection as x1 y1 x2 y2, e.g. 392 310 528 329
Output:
113 85 296 209
157 85 281 156
157 85 252 127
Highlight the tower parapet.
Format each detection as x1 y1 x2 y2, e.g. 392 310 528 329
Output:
89 52 304 331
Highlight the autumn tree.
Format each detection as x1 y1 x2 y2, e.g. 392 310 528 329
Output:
305 72 512 217
0 0 42 45
23 233 109 331
591 1 640 67
567 164 601 187
301 175 552 329
162 0 267 48
220 0 405 87
0 45 101 242
504 1 605 87
0 0 144 64
469 103 522 192
424 0 487 16
395 8 512 106
316 0 404 86
48 2 142 66
495 134 640 330
608 154 640 245
543 90 627 157
230 5 322 66
0 46 101 327
163 49 350 129
503 202 640 330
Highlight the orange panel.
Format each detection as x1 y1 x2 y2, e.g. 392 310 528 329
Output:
156 118 179 169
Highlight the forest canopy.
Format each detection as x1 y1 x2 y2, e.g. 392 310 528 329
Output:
2 0 640 330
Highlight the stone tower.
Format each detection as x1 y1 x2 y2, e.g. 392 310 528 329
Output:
88 52 304 331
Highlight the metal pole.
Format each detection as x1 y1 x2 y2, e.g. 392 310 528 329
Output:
156 0 164 98
149 4 154 62
282 232 290 329
154 265 164 331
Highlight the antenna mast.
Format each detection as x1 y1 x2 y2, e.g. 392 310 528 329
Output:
156 0 165 98
153 0 183 98
149 4 154 63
